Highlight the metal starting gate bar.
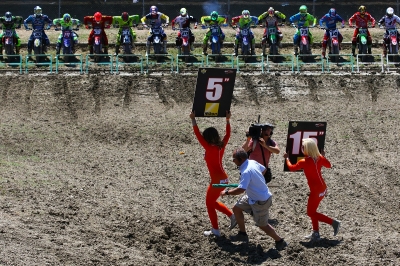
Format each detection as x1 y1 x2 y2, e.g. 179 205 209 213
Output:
25 54 53 73
55 54 83 74
176 54 204 73
115 54 144 73
85 54 114 73
206 54 235 68
0 55 23 74
264 54 295 73
236 55 264 73
325 54 355 73
146 54 174 73
385 54 400 72
296 54 325 72
356 54 384 72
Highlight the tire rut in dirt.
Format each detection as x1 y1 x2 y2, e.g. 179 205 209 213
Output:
366 76 378 102
241 74 260 105
304 77 320 102
339 78 355 101
89 75 101 115
54 76 78 120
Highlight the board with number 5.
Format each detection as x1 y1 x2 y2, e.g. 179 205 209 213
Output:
284 121 327 171
192 68 236 117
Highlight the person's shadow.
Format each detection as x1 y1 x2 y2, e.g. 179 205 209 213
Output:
299 238 342 248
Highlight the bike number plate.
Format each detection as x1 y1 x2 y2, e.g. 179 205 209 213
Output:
300 28 309 36
152 28 161 35
181 29 189 37
94 28 102 35
63 31 71 38
5 30 13 37
388 29 397 36
211 26 219 34
268 28 276 34
122 29 130 35
330 30 338 37
33 31 42 38
359 29 367 35
241 29 249 35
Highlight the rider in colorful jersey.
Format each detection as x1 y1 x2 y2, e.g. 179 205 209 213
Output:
53 13 81 55
23 6 52 57
84 12 113 55
171 8 198 51
319 8 345 58
112 12 140 55
289 5 316 55
141 6 169 55
378 7 400 56
201 11 226 55
0 12 23 55
231 10 258 56
348 5 376 56
258 7 286 51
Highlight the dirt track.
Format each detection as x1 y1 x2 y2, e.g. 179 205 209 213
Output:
0 73 399 265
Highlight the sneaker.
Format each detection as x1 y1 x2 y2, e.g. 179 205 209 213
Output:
204 228 221 237
332 220 341 236
230 231 248 242
304 231 321 241
275 239 288 251
229 214 237 230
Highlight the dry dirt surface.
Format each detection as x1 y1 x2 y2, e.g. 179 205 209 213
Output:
0 72 400 266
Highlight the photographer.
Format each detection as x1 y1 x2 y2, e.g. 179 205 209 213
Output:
242 123 280 183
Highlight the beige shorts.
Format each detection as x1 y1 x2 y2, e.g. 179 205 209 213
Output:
235 194 272 227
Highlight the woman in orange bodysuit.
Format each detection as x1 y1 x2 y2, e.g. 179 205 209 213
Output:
190 110 236 237
284 138 341 241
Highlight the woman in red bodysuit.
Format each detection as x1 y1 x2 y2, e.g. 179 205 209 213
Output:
283 138 341 241
190 110 236 237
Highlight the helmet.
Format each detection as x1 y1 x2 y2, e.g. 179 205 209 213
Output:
34 6 42 17
63 13 71 23
358 5 366 15
299 5 307 13
5 12 12 22
122 12 129 21
268 7 275 17
180 8 187 17
94 12 102 23
329 8 336 17
242 10 250 19
387 7 394 17
150 6 158 15
211 11 218 21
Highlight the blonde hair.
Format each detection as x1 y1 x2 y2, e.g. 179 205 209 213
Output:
302 138 321 160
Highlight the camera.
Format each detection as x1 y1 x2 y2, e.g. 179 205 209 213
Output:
248 116 274 140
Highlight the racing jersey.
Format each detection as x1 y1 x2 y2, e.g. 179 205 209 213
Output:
319 13 344 29
0 16 23 30
141 12 169 27
24 14 52 30
171 15 197 29
289 13 316 27
258 11 286 27
113 15 140 28
231 15 258 28
53 17 80 30
378 14 400 29
200 16 225 26
349 12 376 28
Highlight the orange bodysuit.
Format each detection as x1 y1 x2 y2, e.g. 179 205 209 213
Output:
193 124 233 230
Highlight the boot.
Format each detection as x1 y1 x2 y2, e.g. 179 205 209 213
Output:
104 47 108 55
322 46 326 59
28 48 33 59
233 44 238 56
115 45 120 55
251 42 256 55
382 43 387 56
368 47 372 54
293 46 298 56
15 46 20 55
55 44 61 55
190 42 194 51
89 46 94 57
146 41 151 55
0 46 2 55
351 47 356 57
202 43 207 55
162 41 167 54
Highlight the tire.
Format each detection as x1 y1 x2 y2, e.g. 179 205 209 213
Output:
242 44 249 63
360 44 367 62
123 44 131 62
34 46 42 63
300 43 308 62
331 45 339 62
182 45 190 63
270 43 277 62
154 43 161 55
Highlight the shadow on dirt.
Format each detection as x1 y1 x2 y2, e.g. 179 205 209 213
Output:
299 239 342 249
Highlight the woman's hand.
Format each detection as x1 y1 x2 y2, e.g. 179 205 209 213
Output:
226 110 231 120
190 111 196 120
283 152 289 159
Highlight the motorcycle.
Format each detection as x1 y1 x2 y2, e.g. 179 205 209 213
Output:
92 27 105 62
387 28 399 61
238 25 252 62
356 27 368 62
298 26 312 62
149 25 164 55
175 27 191 63
120 26 134 62
30 28 48 63
262 26 279 62
2 29 16 61
327 29 340 62
208 24 222 61
55 26 79 63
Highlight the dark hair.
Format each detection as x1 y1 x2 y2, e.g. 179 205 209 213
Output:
202 127 224 148
233 148 248 162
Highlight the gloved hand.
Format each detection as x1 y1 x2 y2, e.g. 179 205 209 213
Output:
164 23 169 27
371 24 375 28
46 25 51 30
85 25 89 29
194 24 197 29
320 26 325 30
291 23 296 28
341 24 345 28
143 23 148 28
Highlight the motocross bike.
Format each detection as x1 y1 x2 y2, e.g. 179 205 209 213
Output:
356 27 369 62
297 26 312 62
262 26 279 62
28 28 49 63
149 25 164 55
175 27 191 63
326 28 340 62
208 24 222 62
386 28 399 61
120 26 134 62
55 26 79 63
238 25 252 62
2 29 17 62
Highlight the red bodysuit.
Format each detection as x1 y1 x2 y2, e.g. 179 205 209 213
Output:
84 15 113 47
348 12 376 45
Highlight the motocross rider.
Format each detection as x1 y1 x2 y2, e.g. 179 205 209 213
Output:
378 7 400 56
0 12 23 55
201 11 226 55
53 13 81 55
319 8 345 58
171 8 198 51
231 10 258 56
112 12 140 55
84 12 113 55
349 6 376 56
23 6 52 57
289 5 316 55
141 6 170 55
258 7 286 51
